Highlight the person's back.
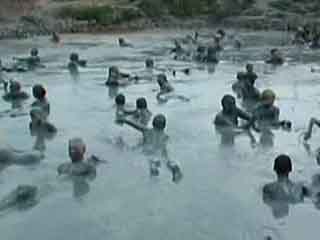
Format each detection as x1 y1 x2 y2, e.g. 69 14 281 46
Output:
31 84 50 119
263 155 305 204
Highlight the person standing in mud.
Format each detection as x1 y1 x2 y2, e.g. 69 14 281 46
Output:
265 49 284 65
118 114 183 183
131 98 152 126
214 94 255 146
156 74 189 103
58 138 101 178
29 107 57 151
31 84 50 120
13 48 42 70
251 90 291 131
263 154 309 218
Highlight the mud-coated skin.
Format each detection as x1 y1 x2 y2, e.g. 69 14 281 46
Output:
0 185 38 211
251 104 280 128
57 161 96 180
0 148 42 166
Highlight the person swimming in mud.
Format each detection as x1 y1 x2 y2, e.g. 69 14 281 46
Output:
263 154 309 218
2 80 29 102
29 107 57 137
250 89 291 132
131 97 152 126
118 38 133 48
68 53 87 70
114 93 141 123
265 48 284 65
0 146 43 168
0 185 39 212
58 138 103 178
214 94 255 145
156 74 189 103
117 114 183 182
12 48 42 71
31 84 50 119
240 65 260 111
105 66 136 86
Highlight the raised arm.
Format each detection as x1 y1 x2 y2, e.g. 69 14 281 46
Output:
121 118 147 133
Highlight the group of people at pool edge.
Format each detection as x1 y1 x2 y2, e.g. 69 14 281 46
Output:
1 27 320 218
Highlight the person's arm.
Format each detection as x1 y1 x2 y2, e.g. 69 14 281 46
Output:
119 118 147 133
304 117 320 141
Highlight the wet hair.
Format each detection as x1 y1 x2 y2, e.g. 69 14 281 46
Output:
273 154 292 175
109 66 119 75
119 38 124 44
31 48 38 56
270 48 278 55
152 114 166 130
246 63 253 71
115 94 125 106
221 94 235 108
10 81 21 93
136 97 147 109
32 84 46 100
261 89 276 102
145 58 154 68
217 29 226 37
70 53 79 62
157 74 168 86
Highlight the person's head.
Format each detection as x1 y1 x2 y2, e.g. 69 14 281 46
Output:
68 138 86 163
136 97 147 110
273 154 292 177
115 94 125 106
70 53 79 62
270 48 279 57
221 94 236 113
152 114 166 131
145 58 154 69
30 107 45 124
32 84 46 100
246 63 254 73
30 48 38 57
157 74 167 87
9 81 21 94
261 89 276 106
217 29 226 39
109 66 119 79
119 38 124 45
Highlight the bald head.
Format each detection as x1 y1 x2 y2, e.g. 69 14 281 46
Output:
69 138 86 163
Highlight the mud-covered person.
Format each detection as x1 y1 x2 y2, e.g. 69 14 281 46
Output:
118 114 183 182
214 94 255 145
31 84 50 120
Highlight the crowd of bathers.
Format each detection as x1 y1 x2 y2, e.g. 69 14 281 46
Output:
1 28 320 216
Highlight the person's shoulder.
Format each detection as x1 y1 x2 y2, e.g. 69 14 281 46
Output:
214 111 225 124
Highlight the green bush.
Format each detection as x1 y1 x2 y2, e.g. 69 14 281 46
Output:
139 0 165 18
57 5 114 25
